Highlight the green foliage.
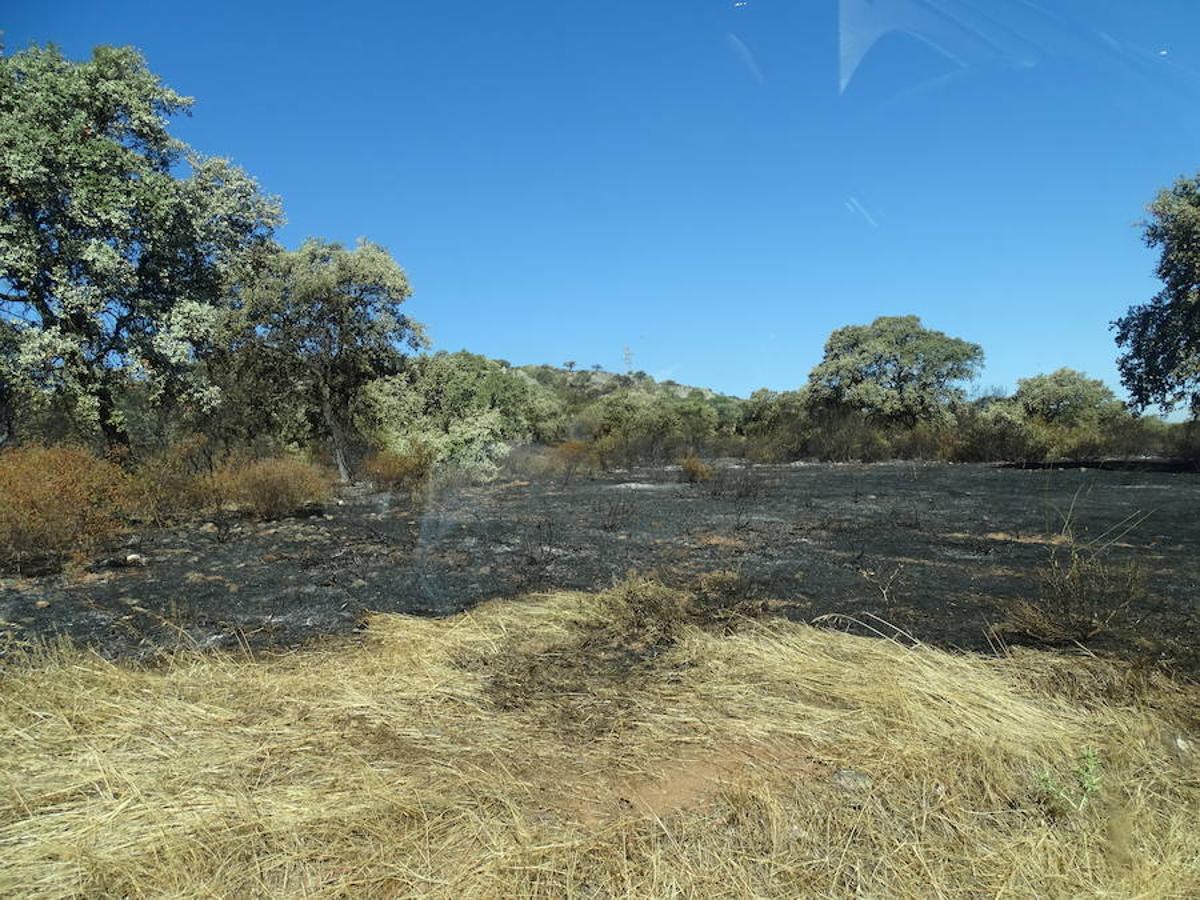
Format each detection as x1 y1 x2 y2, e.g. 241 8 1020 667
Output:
242 238 426 480
740 389 810 462
1015 369 1123 428
806 316 983 427
1035 749 1103 818
366 351 563 480
953 400 1048 463
0 44 281 444
1115 174 1200 415
580 391 689 467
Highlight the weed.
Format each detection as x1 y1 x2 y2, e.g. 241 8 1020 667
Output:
1035 748 1103 817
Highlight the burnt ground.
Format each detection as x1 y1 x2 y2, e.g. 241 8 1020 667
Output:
2 461 1198 676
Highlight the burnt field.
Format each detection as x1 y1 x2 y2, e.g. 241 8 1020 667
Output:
2 461 1198 675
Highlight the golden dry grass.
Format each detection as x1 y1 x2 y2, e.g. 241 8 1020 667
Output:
2 582 1198 897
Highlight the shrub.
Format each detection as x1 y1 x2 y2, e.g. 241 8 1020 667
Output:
998 544 1145 645
364 442 436 497
211 457 332 520
125 436 216 524
1170 421 1200 465
953 402 1048 463
804 410 889 462
0 446 128 572
886 424 953 461
679 454 714 483
552 440 594 481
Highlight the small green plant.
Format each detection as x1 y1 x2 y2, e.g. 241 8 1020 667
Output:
1035 748 1103 817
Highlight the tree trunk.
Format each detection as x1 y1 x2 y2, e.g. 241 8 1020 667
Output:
96 383 130 452
320 389 351 483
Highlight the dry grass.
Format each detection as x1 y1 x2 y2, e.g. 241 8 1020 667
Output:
2 581 1198 897
994 508 1152 646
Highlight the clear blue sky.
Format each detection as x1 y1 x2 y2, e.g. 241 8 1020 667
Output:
8 0 1200 402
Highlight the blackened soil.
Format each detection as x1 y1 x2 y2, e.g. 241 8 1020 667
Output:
2 462 1197 675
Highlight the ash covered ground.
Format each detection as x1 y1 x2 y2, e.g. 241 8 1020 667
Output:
3 462 1197 675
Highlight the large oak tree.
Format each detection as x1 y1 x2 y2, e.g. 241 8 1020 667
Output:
805 315 983 427
0 44 280 444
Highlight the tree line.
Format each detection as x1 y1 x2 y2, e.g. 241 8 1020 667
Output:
2 44 1198 480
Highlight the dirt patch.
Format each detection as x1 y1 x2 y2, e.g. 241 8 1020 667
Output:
562 742 827 825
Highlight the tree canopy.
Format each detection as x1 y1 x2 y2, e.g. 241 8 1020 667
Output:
1014 369 1122 428
243 238 426 480
0 44 281 443
805 316 983 426
1114 173 1200 416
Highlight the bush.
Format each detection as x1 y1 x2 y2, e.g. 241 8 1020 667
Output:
805 411 889 462
211 457 332 520
0 446 128 572
1170 421 1200 465
997 545 1145 645
364 442 436 497
552 440 594 481
125 436 216 524
679 454 714 483
953 402 1048 463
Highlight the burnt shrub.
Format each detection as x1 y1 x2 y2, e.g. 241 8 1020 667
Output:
998 545 1145 645
364 442 436 497
126 436 217 524
0 446 128 572
679 454 714 483
211 457 332 520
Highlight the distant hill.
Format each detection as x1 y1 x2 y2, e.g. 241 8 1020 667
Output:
514 363 736 407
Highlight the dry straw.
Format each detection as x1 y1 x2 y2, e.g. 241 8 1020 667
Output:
2 581 1198 897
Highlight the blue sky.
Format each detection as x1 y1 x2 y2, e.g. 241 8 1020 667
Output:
8 0 1200 402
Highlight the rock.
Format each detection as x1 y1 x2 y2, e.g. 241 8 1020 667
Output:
832 769 873 793
198 522 220 534
34 599 50 609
